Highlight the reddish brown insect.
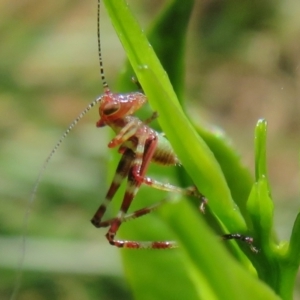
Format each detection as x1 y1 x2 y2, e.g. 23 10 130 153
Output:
89 1 259 252
90 0 207 249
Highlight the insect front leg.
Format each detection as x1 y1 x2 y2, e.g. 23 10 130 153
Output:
108 120 138 148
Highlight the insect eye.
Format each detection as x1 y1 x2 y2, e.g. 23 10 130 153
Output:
103 103 120 115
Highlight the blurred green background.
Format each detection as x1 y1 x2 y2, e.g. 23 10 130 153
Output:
1 0 300 299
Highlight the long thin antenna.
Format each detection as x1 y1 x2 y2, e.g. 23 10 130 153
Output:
11 2 107 298
10 97 102 300
97 0 109 91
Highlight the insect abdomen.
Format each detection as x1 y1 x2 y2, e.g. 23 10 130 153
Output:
152 134 179 166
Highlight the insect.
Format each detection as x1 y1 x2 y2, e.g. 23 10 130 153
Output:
89 0 258 252
90 0 207 249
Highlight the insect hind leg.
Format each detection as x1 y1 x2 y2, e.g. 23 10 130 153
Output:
91 149 135 227
105 197 178 249
128 134 208 211
223 233 258 253
96 196 173 227
103 137 179 248
104 165 143 247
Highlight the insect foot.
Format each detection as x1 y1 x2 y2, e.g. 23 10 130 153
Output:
185 186 208 213
222 233 259 253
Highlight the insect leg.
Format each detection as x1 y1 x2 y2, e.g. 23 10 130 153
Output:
105 137 177 248
222 233 258 253
91 148 134 227
96 197 173 227
104 162 144 247
143 111 159 125
131 137 208 211
105 194 178 249
108 120 137 148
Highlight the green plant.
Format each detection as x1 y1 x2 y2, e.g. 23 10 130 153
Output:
101 0 300 299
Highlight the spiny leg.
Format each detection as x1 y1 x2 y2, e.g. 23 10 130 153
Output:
108 239 178 249
104 164 143 248
104 138 178 248
133 175 208 212
96 197 173 227
99 198 257 251
105 186 178 249
104 200 179 249
103 137 149 245
91 149 135 227
222 233 258 253
100 198 257 251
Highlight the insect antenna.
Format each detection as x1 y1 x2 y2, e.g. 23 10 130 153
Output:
24 0 109 234
31 99 101 203
10 97 102 300
11 3 108 296
97 0 110 92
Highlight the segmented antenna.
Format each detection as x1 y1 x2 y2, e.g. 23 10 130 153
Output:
30 98 101 203
97 0 109 91
11 2 107 298
10 98 102 300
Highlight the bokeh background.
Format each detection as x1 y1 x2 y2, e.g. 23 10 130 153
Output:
1 0 300 299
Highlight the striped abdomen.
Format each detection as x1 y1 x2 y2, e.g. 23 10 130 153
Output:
151 134 179 166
